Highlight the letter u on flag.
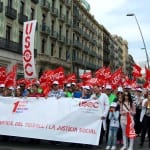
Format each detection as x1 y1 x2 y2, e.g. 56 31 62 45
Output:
126 112 137 138
23 20 37 78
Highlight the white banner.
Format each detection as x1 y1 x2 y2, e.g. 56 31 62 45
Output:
0 97 102 145
23 20 37 78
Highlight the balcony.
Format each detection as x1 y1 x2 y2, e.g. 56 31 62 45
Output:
66 18 72 27
59 13 66 22
49 30 58 40
65 39 72 46
65 0 72 8
50 7 58 17
83 32 90 41
37 54 71 68
72 40 82 49
40 24 50 35
58 34 65 43
40 0 50 11
0 2 3 12
72 57 84 65
73 24 82 35
31 0 39 4
0 37 22 54
5 6 17 20
83 45 89 53
18 13 28 24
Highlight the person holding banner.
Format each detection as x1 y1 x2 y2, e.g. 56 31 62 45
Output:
90 85 110 147
120 92 136 150
139 91 150 148
105 102 120 150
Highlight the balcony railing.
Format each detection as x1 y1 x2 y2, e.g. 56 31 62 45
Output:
59 13 66 22
40 24 50 35
73 24 82 35
72 57 84 65
65 0 72 8
31 0 39 4
65 39 72 46
72 40 82 49
18 13 28 24
50 7 58 16
0 2 3 12
40 0 50 11
66 18 72 26
49 30 58 40
0 37 22 54
58 34 65 43
5 6 17 20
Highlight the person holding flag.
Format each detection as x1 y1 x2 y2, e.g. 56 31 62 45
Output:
120 92 136 150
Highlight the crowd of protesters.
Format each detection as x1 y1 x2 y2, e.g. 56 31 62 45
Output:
0 80 150 150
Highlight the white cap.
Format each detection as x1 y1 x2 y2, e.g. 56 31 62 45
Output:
124 85 131 89
16 86 21 89
8 86 14 90
52 81 59 85
0 84 5 88
66 83 71 87
117 86 123 92
136 88 142 92
84 85 90 90
105 84 112 90
71 82 76 85
110 102 117 107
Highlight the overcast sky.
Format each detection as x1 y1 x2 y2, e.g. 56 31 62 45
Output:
87 0 150 67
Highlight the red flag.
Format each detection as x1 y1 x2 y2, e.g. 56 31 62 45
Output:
145 66 150 81
0 67 7 84
132 64 142 78
80 72 92 81
95 67 106 78
110 68 122 87
5 71 16 88
65 73 76 83
85 78 99 86
126 112 137 138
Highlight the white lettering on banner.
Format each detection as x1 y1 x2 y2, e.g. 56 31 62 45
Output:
0 97 102 145
23 20 37 78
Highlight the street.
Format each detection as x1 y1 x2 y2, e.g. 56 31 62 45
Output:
0 136 149 150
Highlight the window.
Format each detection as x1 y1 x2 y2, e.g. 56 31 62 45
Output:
66 10 69 20
59 5 62 16
66 29 69 42
8 0 12 8
59 47 62 58
51 44 54 56
52 0 55 8
66 50 70 61
20 1 24 14
6 25 11 40
59 25 62 39
30 8 35 20
51 20 54 32
41 39 45 53
19 31 23 45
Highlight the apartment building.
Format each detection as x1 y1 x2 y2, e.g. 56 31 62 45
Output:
0 0 132 79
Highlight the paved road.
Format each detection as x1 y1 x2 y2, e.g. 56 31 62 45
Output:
0 136 149 150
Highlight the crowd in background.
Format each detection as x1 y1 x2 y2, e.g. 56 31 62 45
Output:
0 81 150 150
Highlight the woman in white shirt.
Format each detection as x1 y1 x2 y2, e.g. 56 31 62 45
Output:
120 92 136 150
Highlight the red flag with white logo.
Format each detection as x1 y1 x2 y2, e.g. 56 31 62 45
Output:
132 64 142 78
0 67 7 84
126 112 137 138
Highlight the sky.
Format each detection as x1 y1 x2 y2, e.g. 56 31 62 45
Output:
86 0 150 67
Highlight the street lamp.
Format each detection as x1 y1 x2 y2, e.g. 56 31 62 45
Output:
126 13 149 68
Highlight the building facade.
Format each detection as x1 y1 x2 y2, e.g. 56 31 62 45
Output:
0 0 133 79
